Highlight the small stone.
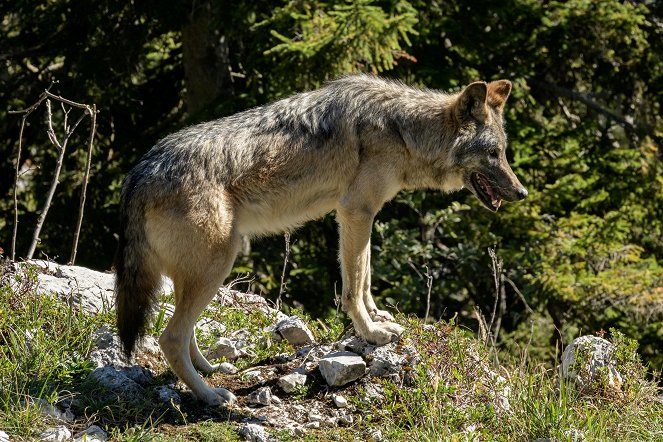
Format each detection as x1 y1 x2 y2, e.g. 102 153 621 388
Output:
243 370 263 381
323 417 338 427
196 318 227 337
38 426 71 442
273 316 315 347
338 413 354 426
38 400 74 422
563 429 586 442
337 335 368 354
361 382 385 402
207 337 241 361
304 421 320 429
368 345 405 377
271 395 282 405
332 394 348 408
295 344 332 362
89 366 146 402
369 428 384 442
308 413 322 422
137 335 161 355
73 425 107 442
0 430 9 442
238 423 270 442
277 372 307 393
272 352 292 364
318 351 366 387
217 362 238 374
155 385 181 405
247 387 273 406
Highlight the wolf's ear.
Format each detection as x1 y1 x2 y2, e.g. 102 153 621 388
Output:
455 81 488 123
487 80 512 112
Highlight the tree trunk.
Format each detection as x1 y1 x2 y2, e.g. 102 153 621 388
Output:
181 2 232 115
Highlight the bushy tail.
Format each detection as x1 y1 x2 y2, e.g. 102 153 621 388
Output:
114 184 161 358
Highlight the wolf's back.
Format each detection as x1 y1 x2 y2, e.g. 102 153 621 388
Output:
114 173 161 357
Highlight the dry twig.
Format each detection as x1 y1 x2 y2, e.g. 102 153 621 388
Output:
9 88 97 264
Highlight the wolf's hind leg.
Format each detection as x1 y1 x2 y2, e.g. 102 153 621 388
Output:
190 333 218 374
160 235 240 406
161 273 236 405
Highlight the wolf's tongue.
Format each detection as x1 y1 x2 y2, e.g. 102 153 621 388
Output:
479 175 495 197
478 174 502 209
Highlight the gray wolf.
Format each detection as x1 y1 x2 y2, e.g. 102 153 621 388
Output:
115 74 528 406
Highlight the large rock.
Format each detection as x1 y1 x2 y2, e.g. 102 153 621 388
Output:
23 260 173 313
318 351 366 387
560 335 622 394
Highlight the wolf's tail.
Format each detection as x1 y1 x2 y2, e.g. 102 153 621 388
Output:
114 178 161 358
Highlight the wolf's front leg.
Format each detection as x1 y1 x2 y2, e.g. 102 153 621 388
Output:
361 256 396 323
337 208 404 345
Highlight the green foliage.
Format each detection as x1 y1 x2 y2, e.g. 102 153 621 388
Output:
0 263 99 437
260 0 418 86
361 320 662 441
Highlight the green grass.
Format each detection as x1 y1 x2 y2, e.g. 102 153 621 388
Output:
1 263 661 441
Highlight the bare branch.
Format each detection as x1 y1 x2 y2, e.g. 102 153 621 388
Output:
26 99 70 260
277 232 291 310
488 247 503 335
43 90 92 109
70 104 97 264
423 264 433 323
504 276 533 314
45 99 62 150
11 116 28 261
12 87 97 262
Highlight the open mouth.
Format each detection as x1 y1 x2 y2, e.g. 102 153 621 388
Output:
470 173 502 212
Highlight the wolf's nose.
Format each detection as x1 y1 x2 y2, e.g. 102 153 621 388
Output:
516 187 528 200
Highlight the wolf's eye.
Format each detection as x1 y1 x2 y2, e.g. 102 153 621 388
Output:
489 148 499 158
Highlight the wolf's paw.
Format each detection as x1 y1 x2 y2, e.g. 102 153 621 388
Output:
369 308 395 323
363 321 404 345
202 387 237 407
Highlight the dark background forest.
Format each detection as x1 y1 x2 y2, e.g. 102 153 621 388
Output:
1 0 662 371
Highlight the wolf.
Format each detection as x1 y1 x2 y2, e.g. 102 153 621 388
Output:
115 74 528 406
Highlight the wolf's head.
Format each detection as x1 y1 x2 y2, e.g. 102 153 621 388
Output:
451 80 528 212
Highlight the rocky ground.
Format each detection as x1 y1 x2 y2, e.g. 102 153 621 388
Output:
2 259 658 442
